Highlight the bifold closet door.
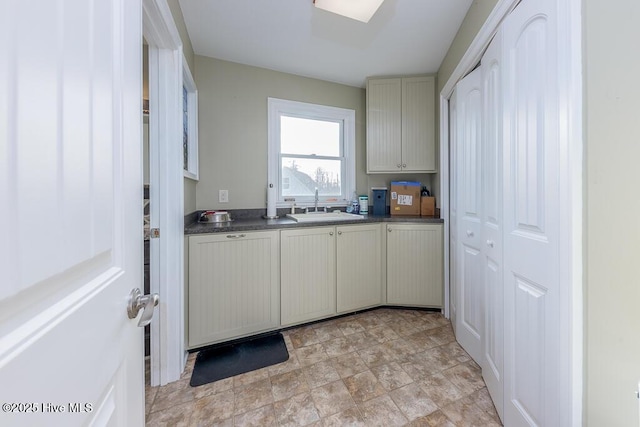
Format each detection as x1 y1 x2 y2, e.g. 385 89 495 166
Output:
502 0 563 425
449 91 458 334
480 27 504 422
453 67 484 364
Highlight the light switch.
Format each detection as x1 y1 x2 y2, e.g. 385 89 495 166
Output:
219 190 229 203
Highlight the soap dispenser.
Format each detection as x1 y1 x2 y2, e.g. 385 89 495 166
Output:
351 192 360 214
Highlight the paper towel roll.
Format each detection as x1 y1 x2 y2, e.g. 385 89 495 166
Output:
267 185 276 217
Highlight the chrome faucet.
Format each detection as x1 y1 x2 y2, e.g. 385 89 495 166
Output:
303 188 325 214
314 188 319 212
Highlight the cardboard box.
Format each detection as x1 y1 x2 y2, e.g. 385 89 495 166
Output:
390 181 421 216
421 196 435 217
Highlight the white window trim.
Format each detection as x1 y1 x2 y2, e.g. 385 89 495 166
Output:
182 55 199 181
268 97 356 207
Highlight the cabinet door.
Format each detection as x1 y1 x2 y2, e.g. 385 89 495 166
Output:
366 78 402 172
336 224 383 313
281 227 336 326
402 76 436 172
188 231 280 347
386 224 443 307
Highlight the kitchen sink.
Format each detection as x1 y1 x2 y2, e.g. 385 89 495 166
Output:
286 211 365 223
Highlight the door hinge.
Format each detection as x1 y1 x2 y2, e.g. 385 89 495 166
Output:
150 228 160 238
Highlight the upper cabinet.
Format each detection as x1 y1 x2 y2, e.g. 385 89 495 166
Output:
366 76 436 173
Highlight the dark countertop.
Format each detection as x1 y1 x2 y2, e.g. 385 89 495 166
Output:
184 209 443 235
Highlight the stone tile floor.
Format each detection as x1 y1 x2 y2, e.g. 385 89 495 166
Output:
146 308 502 426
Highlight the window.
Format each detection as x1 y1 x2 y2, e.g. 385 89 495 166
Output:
268 98 355 206
183 57 198 180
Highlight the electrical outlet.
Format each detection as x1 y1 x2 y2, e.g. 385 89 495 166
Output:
219 189 229 203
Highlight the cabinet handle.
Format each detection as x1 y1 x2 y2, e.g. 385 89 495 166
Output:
226 234 246 239
397 164 402 168
466 230 474 237
402 164 407 168
329 231 334 236
486 240 494 248
338 231 342 235
388 227 392 232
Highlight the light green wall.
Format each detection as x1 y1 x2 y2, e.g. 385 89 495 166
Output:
584 0 640 425
437 0 499 95
165 0 198 214
194 55 433 210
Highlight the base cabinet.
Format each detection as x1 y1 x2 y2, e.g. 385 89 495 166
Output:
386 223 443 307
280 227 336 326
336 224 384 313
187 222 442 346
188 231 280 347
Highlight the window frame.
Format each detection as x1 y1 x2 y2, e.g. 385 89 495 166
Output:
182 56 199 181
267 97 356 207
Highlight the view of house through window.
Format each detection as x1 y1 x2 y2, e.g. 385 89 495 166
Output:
280 116 342 198
268 98 355 206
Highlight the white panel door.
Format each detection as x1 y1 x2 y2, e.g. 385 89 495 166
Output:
454 68 484 364
449 91 459 334
503 0 562 425
481 27 505 422
0 1 144 426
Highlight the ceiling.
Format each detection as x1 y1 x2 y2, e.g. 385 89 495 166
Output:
178 0 473 88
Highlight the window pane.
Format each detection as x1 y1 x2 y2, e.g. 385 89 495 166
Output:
281 116 340 156
281 157 342 196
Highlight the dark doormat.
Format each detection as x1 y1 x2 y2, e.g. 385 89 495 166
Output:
190 333 289 387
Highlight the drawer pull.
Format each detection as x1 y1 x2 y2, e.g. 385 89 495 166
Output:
226 234 246 239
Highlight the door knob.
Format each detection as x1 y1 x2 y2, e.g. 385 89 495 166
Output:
127 288 159 327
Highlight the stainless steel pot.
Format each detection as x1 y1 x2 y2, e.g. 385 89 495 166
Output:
199 210 232 223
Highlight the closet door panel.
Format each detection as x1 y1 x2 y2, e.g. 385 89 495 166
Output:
453 67 484 364
503 0 562 425
449 92 459 332
481 27 504 422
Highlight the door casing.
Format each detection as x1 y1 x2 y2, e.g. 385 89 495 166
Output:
143 0 186 387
